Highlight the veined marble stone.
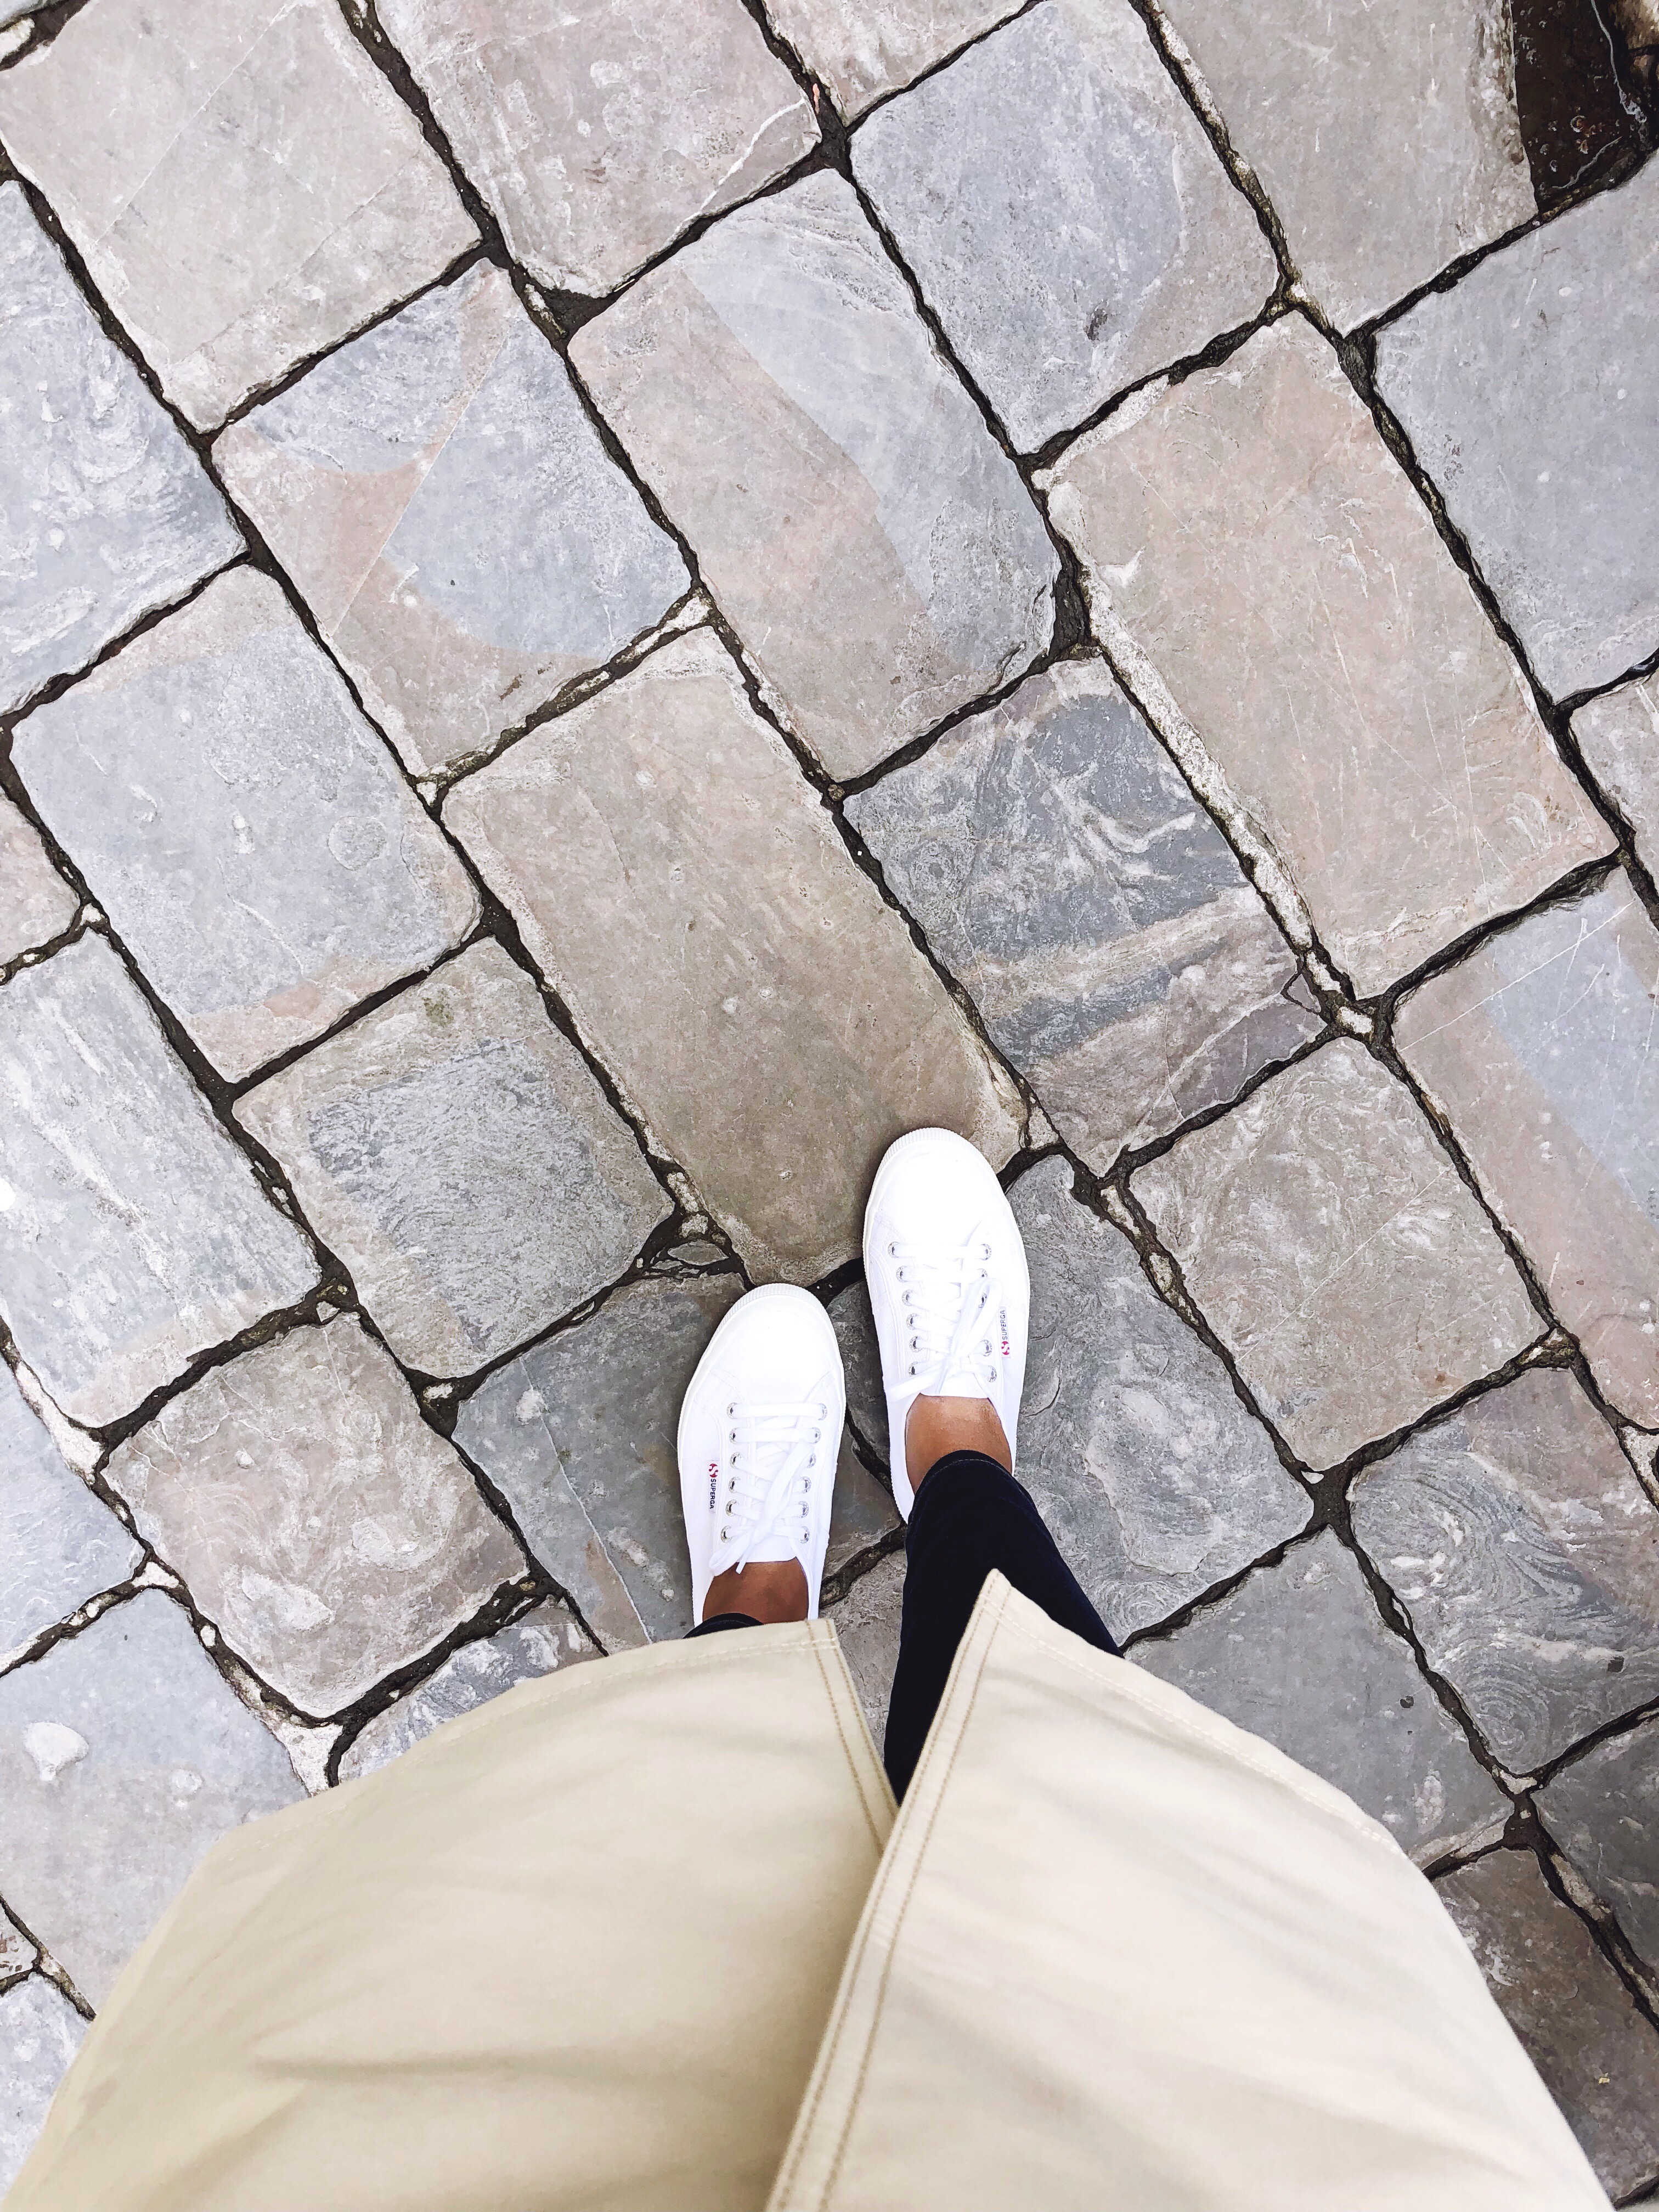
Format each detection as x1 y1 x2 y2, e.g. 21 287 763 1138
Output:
445 629 1020 1282
456 1271 899 1645
0 0 476 428
378 0 815 297
1375 157 1659 701
1153 0 1533 329
0 798 76 968
0 1593 303 2004
1 1373 140 1662
570 173 1058 781
0 185 240 714
1041 316 1612 996
0 1980 84 2196
214 264 689 776
1538 1720 1659 1977
1575 673 1659 884
236 941 669 1378
1134 1530 1508 1862
766 0 1022 116
1352 1370 1659 1771
850 0 1276 450
14 568 479 1082
336 1599 599 1781
0 935 317 1428
1438 1850 1659 2202
847 659 1320 1166
828 1551 906 1750
104 1319 525 1717
1395 873 1659 1428
1132 1040 1541 1470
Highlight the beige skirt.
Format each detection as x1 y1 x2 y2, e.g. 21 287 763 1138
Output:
10 1575 1606 2211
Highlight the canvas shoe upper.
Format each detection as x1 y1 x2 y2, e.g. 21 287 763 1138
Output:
863 1127 1030 1519
678 1285 844 1624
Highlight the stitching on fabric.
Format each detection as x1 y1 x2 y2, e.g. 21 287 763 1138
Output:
809 1632 890 1853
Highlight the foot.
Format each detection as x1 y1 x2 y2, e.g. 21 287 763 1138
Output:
863 1128 1030 1519
678 1286 844 1625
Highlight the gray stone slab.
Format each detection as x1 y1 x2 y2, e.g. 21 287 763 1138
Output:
1134 1529 1508 1861
236 941 669 1379
0 800 75 971
105 1318 524 1717
1539 1719 1659 1977
1352 1369 1659 1773
456 1269 900 1644
0 1980 83 2197
0 0 476 428
850 0 1276 450
570 173 1058 781
336 1599 599 1782
14 567 480 1082
1396 872 1659 1429
0 1906 36 1985
0 184 241 715
1375 157 1659 701
445 628 1020 1282
829 1282 889 1466
1133 1039 1541 1471
766 0 1022 116
1155 0 1533 329
213 263 690 777
0 1592 303 2005
0 934 318 1429
379 0 815 298
1575 673 1659 885
1437 1849 1659 2202
847 659 1320 1167
828 1551 906 1752
1042 315 1612 996
1 1372 140 1663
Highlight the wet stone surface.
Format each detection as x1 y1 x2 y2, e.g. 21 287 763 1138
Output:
0 1980 84 2197
0 1373 140 1663
1538 1719 1659 1979
1133 1529 1509 1863
0 798 76 971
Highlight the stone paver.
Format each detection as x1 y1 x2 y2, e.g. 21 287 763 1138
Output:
0 1909 36 1985
104 1318 524 1717
1042 314 1613 997
570 173 1058 781
1575 673 1659 885
336 1599 598 1782
0 1980 83 2197
1538 1720 1659 1978
214 263 690 777
851 0 1276 451
0 1592 303 2004
14 567 479 1083
446 628 1020 1282
0 185 241 715
0 799 76 970
379 0 816 298
828 1549 906 1750
457 1268 899 1644
1375 157 1659 702
1134 1530 1509 1863
236 941 669 1378
0 0 477 428
1352 1369 1659 1773
1396 872 1659 1430
766 0 1020 117
1133 1040 1541 1470
1437 1849 1659 2201
847 658 1321 1167
0 935 318 1429
1 1374 140 1663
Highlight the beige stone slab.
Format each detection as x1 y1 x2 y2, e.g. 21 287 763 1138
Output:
1131 1038 1542 1469
444 628 1021 1282
1041 316 1612 996
1575 673 1659 886
377 0 815 297
570 170 1058 781
105 1317 525 1717
766 0 1023 116
0 798 76 968
0 0 477 428
1395 871 1659 1427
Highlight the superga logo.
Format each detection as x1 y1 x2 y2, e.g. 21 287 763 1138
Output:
708 1463 719 1510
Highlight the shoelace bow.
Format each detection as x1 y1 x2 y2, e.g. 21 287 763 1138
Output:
716 1398 828 1572
887 1228 999 1393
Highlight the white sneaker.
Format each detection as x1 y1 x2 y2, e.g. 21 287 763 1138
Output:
863 1128 1030 1519
678 1285 844 1624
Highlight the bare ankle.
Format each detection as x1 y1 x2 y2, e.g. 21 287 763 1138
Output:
904 1393 1012 1487
701 1556 809 1626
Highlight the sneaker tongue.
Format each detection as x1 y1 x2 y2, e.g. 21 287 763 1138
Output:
742 1527 802 1565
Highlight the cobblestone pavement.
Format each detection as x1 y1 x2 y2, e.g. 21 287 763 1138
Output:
2 0 1659 2194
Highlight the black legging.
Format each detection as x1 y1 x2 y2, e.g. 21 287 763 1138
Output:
687 1449 1119 1798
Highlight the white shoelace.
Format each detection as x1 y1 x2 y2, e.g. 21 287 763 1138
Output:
885 1230 1000 1395
715 1398 828 1573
